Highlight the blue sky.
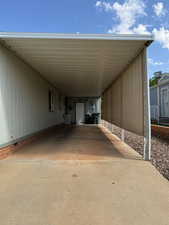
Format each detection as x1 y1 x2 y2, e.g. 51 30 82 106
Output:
0 0 169 77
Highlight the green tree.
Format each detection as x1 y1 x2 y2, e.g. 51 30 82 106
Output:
149 71 162 87
149 76 159 87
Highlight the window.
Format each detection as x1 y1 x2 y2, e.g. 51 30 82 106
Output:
48 90 54 112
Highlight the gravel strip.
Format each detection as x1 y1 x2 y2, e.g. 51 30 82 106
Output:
111 125 169 181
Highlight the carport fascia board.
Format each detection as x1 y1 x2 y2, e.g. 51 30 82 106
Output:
0 32 154 41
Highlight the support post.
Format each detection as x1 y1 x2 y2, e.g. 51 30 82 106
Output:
143 49 151 160
121 129 125 142
106 121 108 129
108 122 111 131
111 123 114 133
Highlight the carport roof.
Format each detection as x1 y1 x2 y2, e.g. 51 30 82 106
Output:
0 32 153 97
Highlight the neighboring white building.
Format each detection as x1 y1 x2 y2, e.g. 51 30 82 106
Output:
150 72 169 123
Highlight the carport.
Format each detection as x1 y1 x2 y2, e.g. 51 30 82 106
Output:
1 34 169 225
0 33 153 160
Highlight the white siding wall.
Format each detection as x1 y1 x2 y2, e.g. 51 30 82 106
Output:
0 44 64 147
102 50 145 136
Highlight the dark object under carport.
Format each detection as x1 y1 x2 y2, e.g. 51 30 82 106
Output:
85 113 100 124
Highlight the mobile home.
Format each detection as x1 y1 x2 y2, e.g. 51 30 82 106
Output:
150 73 169 124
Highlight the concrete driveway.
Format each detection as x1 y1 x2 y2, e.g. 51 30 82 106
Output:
0 125 169 225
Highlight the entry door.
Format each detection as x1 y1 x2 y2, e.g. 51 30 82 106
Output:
76 103 85 125
161 87 169 117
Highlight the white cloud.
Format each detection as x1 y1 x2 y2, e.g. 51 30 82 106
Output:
133 24 150 34
153 27 169 49
99 0 147 34
108 23 150 34
95 0 169 50
153 2 165 17
113 0 146 33
96 1 102 7
95 1 113 11
148 58 164 66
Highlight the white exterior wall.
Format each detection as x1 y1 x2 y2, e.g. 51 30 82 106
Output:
0 44 64 148
102 50 146 136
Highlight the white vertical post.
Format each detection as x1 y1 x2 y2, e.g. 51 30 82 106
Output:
109 122 111 131
121 129 125 142
111 123 114 133
107 122 109 130
143 48 151 160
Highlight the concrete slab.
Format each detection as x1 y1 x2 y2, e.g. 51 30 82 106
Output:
0 125 169 225
8 125 141 161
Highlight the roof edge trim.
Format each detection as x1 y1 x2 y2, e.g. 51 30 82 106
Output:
0 32 154 41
